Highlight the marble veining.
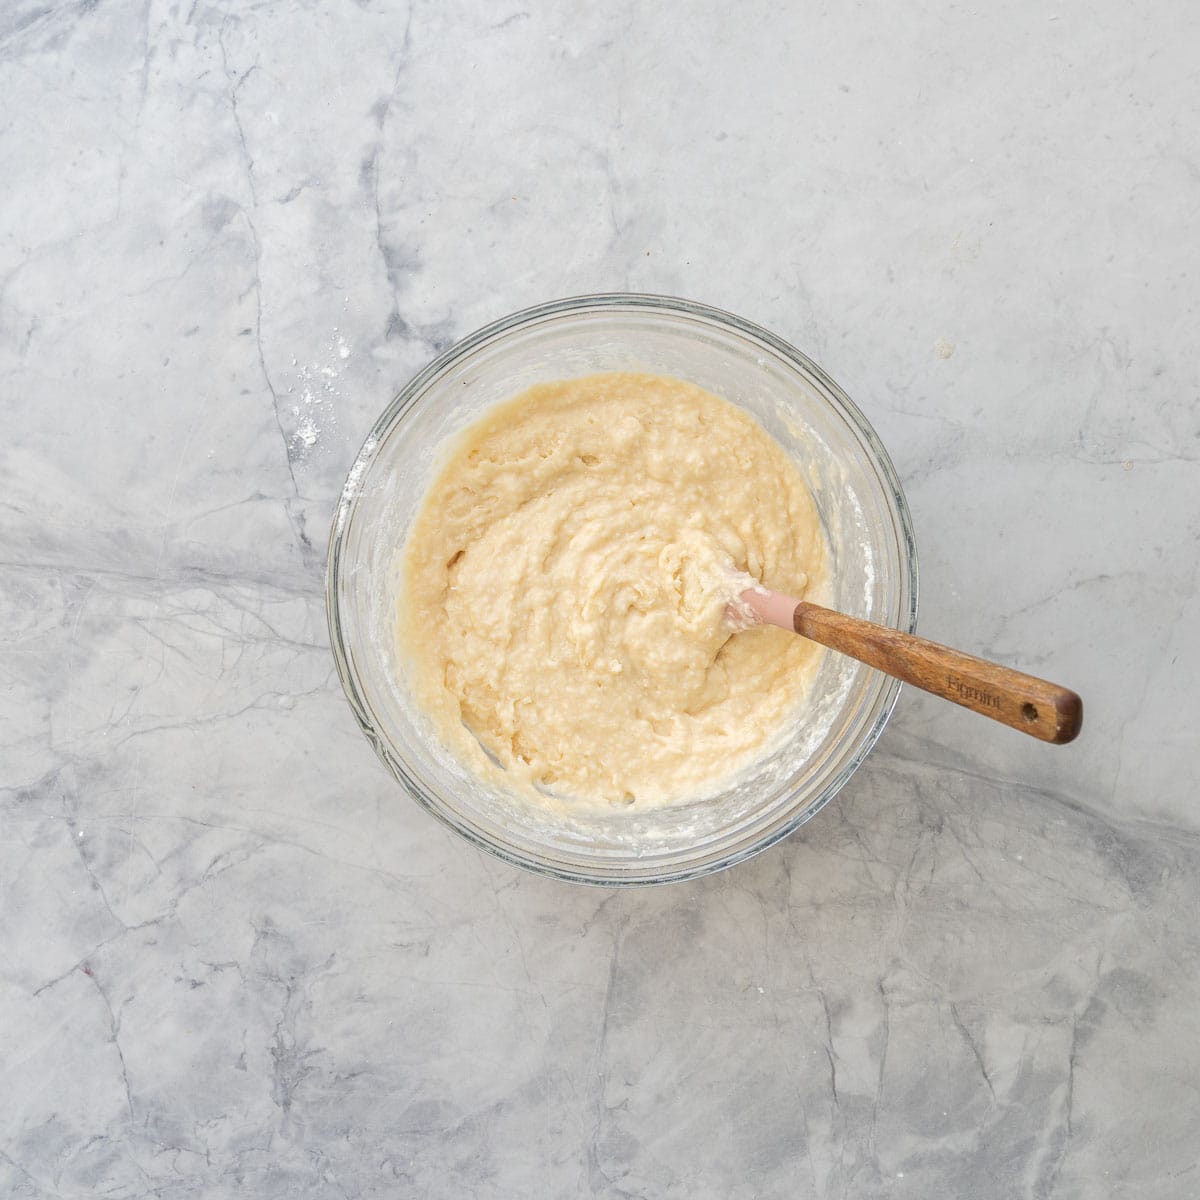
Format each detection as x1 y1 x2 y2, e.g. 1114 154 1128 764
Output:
2 0 1198 1196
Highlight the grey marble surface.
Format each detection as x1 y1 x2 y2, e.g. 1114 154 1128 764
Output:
3 1 1198 1196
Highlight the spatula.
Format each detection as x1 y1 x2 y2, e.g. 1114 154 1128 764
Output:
730 582 1082 744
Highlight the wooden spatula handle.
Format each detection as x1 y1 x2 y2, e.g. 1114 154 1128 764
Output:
793 601 1083 744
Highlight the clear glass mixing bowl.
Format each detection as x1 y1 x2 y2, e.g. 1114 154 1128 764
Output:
326 295 917 884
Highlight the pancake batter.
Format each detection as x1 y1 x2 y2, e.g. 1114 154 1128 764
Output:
399 372 829 808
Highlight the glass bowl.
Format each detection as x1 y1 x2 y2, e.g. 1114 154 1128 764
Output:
326 294 917 885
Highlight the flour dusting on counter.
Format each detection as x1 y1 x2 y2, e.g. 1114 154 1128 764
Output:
288 329 352 455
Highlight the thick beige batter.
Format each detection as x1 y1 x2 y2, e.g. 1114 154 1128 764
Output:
400 372 829 808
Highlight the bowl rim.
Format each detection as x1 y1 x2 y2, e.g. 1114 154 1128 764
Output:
326 292 919 885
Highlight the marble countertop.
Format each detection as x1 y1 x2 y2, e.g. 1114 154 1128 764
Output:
4 1 1198 1196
